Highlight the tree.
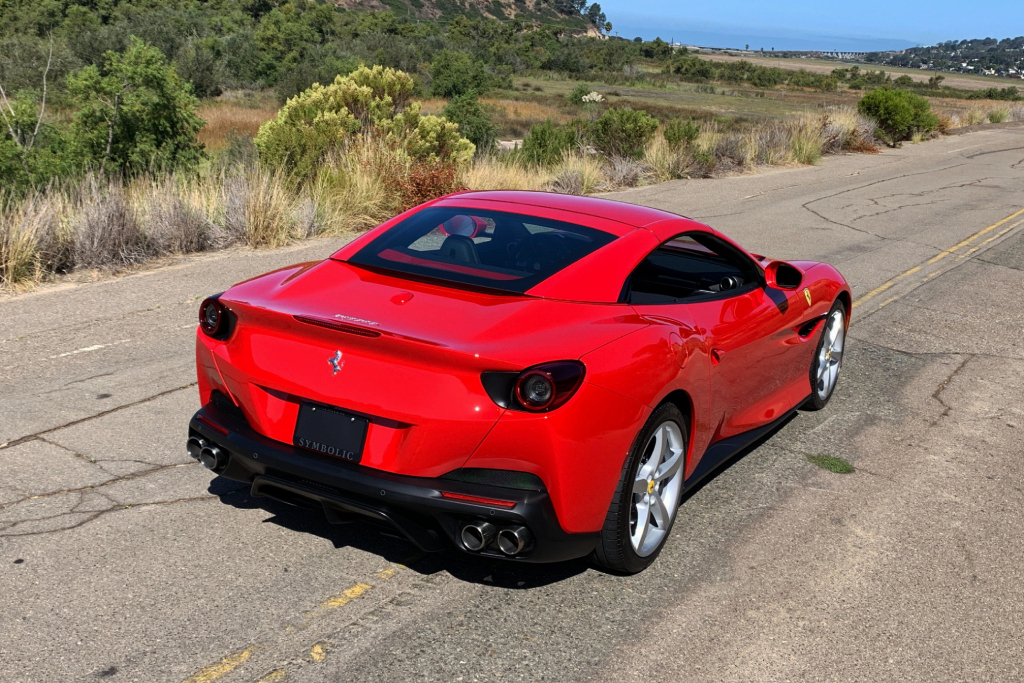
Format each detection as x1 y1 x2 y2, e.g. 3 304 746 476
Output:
429 49 501 98
0 36 54 158
442 95 496 153
67 37 205 174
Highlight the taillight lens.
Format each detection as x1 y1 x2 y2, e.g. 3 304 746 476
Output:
199 297 226 337
512 361 585 412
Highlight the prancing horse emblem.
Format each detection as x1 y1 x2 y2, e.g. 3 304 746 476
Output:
328 350 343 375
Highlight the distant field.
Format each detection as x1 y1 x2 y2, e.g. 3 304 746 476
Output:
196 92 278 151
194 77 1017 148
513 77 859 120
699 53 1021 91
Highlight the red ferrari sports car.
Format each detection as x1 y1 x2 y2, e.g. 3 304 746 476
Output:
188 191 850 573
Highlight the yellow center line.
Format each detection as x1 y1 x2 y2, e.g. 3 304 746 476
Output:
853 207 1024 309
853 265 922 307
927 207 1024 264
959 219 1024 259
180 647 257 683
178 556 423 682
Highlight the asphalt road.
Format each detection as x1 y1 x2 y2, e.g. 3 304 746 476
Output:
2 127 1023 683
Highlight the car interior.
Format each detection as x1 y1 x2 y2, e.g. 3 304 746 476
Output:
624 234 762 305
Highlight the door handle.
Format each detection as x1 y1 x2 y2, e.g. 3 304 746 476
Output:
711 348 725 365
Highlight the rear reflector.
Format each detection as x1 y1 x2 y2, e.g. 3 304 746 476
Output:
440 491 517 509
196 414 229 435
294 315 382 338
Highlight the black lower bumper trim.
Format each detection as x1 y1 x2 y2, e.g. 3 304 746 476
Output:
188 404 598 563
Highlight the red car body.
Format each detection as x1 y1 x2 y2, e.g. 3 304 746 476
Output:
189 191 851 563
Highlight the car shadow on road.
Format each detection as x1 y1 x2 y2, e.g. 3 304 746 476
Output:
207 414 795 589
208 476 590 588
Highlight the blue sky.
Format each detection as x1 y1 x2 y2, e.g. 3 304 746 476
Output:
599 0 1023 51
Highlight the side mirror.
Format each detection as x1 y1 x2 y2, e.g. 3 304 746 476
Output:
764 261 803 290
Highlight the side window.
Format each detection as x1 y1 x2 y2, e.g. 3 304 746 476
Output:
625 233 759 305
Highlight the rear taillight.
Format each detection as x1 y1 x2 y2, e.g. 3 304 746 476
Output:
199 296 232 339
512 361 585 412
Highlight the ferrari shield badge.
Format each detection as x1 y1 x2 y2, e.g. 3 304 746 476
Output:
803 288 812 306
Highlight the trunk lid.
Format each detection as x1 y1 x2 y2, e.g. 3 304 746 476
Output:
210 260 647 477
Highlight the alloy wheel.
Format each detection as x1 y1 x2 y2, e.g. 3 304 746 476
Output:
816 309 845 401
629 421 685 557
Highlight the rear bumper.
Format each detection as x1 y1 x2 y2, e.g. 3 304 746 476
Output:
188 404 598 563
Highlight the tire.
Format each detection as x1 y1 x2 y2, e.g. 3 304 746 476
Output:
803 299 847 411
593 403 688 574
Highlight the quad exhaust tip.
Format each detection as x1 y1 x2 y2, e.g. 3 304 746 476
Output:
187 436 207 461
460 522 534 556
199 445 226 471
497 526 532 556
461 521 497 552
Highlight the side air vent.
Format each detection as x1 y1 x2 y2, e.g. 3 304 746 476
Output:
294 315 382 338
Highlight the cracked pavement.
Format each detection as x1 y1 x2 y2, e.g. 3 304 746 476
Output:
1 127 1023 682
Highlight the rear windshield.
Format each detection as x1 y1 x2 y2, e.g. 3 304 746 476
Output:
346 207 617 294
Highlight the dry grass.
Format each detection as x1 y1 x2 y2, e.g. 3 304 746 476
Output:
988 109 1009 123
482 98 573 138
0 191 67 286
549 152 606 195
644 137 692 182
313 139 407 234
197 102 279 151
461 156 552 191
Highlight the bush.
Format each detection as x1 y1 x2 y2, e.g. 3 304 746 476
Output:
567 83 591 105
255 65 474 181
589 107 658 160
67 38 206 176
430 49 504 98
518 120 585 166
857 89 938 146
989 109 1009 123
663 118 700 147
442 95 497 154
273 48 360 104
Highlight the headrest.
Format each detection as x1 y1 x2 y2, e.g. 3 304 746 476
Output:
439 215 486 238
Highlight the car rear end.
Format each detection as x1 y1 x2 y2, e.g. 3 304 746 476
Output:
188 197 656 562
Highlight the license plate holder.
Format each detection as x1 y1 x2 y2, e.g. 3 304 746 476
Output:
293 403 368 463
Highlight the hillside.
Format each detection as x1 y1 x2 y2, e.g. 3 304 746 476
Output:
866 36 1024 79
333 0 595 29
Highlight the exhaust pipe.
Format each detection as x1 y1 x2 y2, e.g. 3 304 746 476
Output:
187 436 207 461
461 521 497 552
497 526 532 556
199 445 227 471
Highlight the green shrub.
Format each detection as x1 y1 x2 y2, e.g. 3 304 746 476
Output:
255 66 474 181
567 83 591 105
857 89 938 146
988 109 1009 123
589 107 658 159
429 49 505 98
67 37 205 176
442 95 497 154
669 55 716 81
663 118 700 147
518 120 585 166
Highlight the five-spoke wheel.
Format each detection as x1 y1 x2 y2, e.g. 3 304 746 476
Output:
630 421 685 557
594 403 688 573
804 299 847 411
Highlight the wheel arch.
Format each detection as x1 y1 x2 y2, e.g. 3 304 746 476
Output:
835 289 852 325
657 389 695 465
